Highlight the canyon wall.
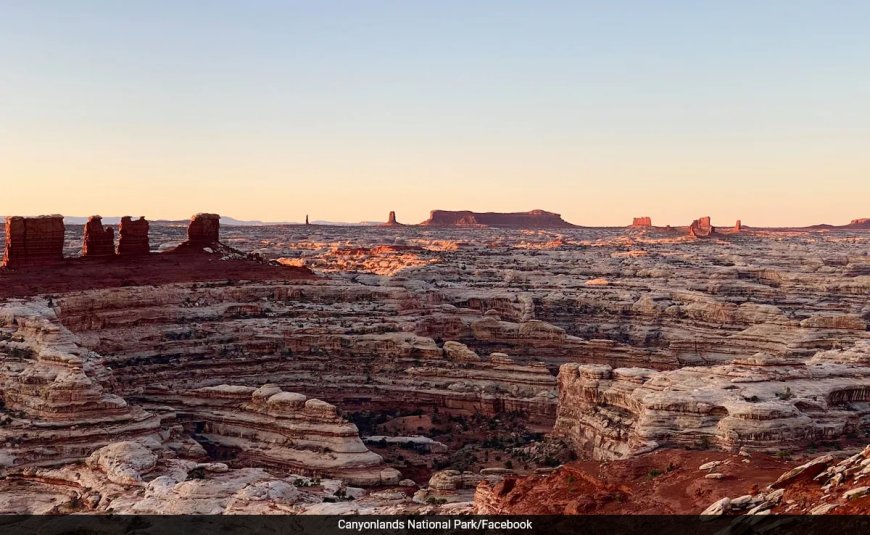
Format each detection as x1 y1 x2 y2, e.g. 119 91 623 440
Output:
553 346 870 460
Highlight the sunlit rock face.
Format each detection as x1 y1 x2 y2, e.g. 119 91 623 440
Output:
554 347 870 460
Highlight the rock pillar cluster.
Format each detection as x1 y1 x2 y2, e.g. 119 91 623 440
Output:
117 216 150 255
82 216 115 257
2 215 65 268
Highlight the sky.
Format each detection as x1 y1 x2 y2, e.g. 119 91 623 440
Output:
1 1 868 226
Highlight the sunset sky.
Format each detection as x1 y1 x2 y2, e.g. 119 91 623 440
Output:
2 1 868 226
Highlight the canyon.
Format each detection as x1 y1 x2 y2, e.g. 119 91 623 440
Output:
0 212 868 514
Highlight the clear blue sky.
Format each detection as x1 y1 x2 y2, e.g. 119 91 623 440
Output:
2 1 868 225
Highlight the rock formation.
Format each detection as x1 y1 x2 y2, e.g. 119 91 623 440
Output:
688 216 713 237
631 217 652 227
145 384 400 486
420 209 574 228
553 346 870 460
186 213 220 246
0 300 162 473
382 211 403 227
2 215 65 268
703 444 870 515
82 216 115 257
733 219 742 232
117 216 150 255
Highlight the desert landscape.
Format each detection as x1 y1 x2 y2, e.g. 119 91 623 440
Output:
1 211 867 516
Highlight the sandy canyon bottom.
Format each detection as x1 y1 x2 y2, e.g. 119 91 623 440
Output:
0 224 868 515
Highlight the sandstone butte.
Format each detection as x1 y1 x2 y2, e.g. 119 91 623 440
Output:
419 209 575 228
0 209 868 515
381 211 404 227
631 217 652 227
82 216 115 258
117 216 150 255
2 215 65 268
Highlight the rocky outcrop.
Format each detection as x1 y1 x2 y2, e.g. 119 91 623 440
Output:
0 300 162 473
846 218 870 229
148 384 400 486
420 209 574 228
702 445 870 514
631 217 652 227
82 216 115 257
186 213 220 246
553 346 870 460
689 216 714 238
117 216 150 255
382 211 403 227
2 216 65 268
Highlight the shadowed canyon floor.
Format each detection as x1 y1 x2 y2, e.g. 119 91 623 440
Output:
0 223 868 514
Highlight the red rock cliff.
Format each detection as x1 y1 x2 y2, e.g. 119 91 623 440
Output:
82 216 115 257
631 217 652 227
2 215 65 268
420 209 574 228
117 216 150 255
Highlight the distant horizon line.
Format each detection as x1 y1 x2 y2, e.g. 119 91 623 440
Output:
1 211 867 230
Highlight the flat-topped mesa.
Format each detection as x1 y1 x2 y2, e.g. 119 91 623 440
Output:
382 210 403 227
117 216 150 256
420 209 574 228
631 217 652 227
82 216 115 257
688 216 714 238
847 218 870 229
2 215 65 268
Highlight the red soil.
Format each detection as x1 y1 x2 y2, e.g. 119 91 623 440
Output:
476 449 797 514
0 253 315 299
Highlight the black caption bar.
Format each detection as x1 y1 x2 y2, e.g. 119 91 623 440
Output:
0 515 868 535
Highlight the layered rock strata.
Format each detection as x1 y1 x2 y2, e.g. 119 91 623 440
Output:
0 300 161 473
554 345 870 460
144 383 401 486
2 216 65 268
